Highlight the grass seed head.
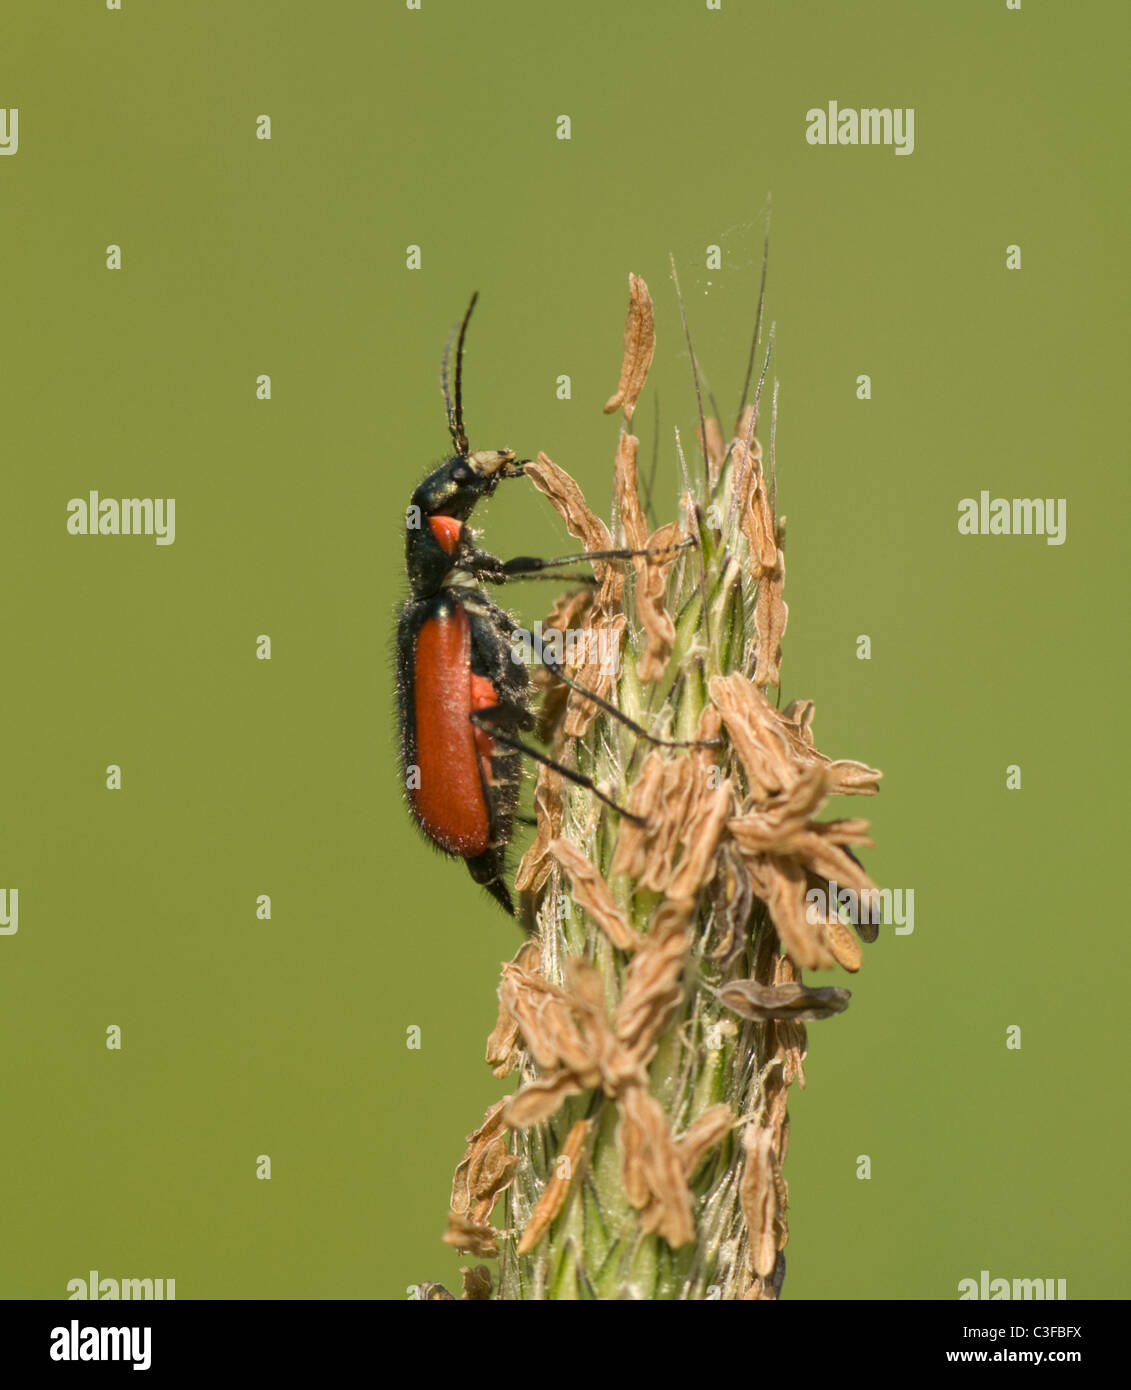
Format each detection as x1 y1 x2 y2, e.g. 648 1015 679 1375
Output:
441 272 886 1300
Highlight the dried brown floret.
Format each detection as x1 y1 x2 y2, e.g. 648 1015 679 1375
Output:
718 977 851 1022
646 758 700 892
449 1098 518 1224
733 434 778 579
707 840 758 963
529 588 597 741
561 613 628 739
666 775 734 903
614 901 693 1066
485 939 542 1078
443 1212 500 1259
504 1071 587 1129
694 703 724 756
497 963 604 1081
768 956 810 1090
710 673 797 801
461 1265 494 1300
742 854 837 971
696 416 727 486
614 430 650 551
416 1282 457 1300
636 520 685 682
610 708 726 908
784 821 877 886
675 1103 735 1178
550 837 639 952
525 453 622 614
753 545 788 689
822 915 864 972
525 453 614 555
516 1119 590 1256
740 1271 783 1301
609 749 666 880
727 762 838 846
618 1084 696 1248
740 1126 780 1278
542 587 596 649
710 672 882 800
513 766 564 897
603 272 655 423
781 697 816 744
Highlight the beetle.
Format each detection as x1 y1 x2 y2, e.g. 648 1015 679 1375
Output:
396 295 700 916
396 296 536 913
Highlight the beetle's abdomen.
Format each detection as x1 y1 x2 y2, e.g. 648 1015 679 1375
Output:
410 602 493 856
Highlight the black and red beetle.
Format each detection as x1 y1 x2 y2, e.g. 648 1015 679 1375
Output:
396 295 698 916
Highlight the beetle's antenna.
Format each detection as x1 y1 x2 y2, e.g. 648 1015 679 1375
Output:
443 292 479 457
440 324 458 444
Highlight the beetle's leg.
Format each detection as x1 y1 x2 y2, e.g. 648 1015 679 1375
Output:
457 537 697 586
500 537 697 577
469 707 645 826
464 847 515 916
537 651 720 749
471 694 535 735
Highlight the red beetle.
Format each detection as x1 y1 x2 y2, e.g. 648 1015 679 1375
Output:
397 296 699 915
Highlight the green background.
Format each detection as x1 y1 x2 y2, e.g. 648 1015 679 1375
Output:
1 1 1126 1300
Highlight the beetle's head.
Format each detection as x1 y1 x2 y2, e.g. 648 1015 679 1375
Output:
405 450 526 598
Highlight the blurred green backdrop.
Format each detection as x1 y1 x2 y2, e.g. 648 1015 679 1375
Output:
1 1 1126 1300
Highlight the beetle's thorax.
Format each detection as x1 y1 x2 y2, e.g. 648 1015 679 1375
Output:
405 449 522 599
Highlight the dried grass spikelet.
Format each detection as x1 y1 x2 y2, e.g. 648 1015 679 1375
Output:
618 1084 696 1247
740 1124 781 1279
603 272 655 423
675 1103 735 1178
461 1265 494 1300
525 454 621 617
697 416 727 485
516 1119 590 1255
438 270 885 1300
512 768 563 898
444 1098 518 1258
614 899 694 1066
548 838 639 952
485 938 542 1078
528 589 593 743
